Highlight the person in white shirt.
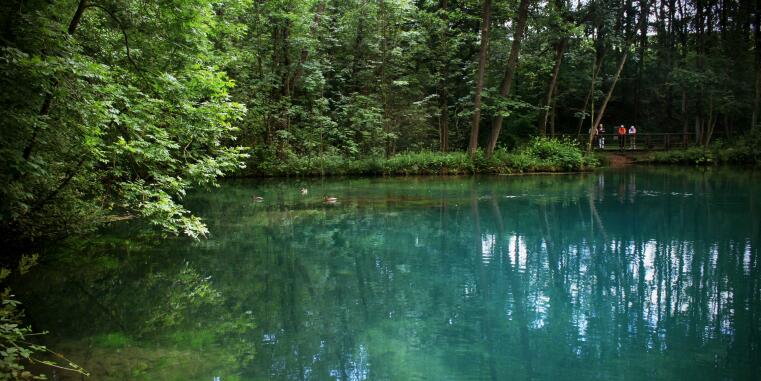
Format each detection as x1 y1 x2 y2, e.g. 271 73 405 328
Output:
628 125 637 149
598 124 605 149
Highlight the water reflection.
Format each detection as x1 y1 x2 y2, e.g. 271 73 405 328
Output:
17 168 761 380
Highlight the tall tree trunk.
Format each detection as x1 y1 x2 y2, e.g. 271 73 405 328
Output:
271 23 282 100
695 0 705 136
576 51 604 137
439 0 450 152
588 50 629 152
682 89 688 145
484 0 531 157
753 2 761 131
549 83 558 136
704 96 718 147
635 0 650 125
468 0 492 158
540 39 566 136
280 19 292 98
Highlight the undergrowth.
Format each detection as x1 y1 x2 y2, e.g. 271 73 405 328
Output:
244 137 598 177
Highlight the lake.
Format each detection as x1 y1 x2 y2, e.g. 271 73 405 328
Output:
18 167 761 380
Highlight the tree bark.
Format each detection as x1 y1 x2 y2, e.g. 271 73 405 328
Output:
549 82 558 136
467 0 492 158
439 0 450 152
484 0 531 157
587 50 629 152
704 96 718 147
635 0 650 125
280 19 292 97
682 89 688 145
753 3 761 131
576 52 604 137
540 39 566 136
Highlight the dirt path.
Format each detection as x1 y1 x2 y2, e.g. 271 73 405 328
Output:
605 153 634 167
600 151 651 168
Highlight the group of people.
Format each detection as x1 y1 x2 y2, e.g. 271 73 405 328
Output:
592 124 638 151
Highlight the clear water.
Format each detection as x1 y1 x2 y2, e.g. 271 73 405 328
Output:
18 167 761 380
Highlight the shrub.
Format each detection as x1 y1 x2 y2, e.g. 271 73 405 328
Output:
243 138 596 177
495 137 592 172
1 256 88 379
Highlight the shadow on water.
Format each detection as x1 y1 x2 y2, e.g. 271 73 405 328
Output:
14 167 761 380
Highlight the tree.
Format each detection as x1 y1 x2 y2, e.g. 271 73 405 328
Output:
468 0 493 158
0 0 248 247
485 0 531 157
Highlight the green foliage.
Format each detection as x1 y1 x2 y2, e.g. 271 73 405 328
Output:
1 256 88 380
649 133 761 165
383 151 474 175
493 137 598 172
649 147 714 165
245 138 596 176
91 332 132 349
0 0 248 246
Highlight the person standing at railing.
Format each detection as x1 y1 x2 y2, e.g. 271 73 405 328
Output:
597 124 605 149
618 125 627 151
629 125 637 149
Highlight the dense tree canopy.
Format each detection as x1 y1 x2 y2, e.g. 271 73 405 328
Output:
1 0 760 243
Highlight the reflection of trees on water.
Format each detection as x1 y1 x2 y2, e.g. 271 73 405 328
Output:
18 169 761 380
217 170 760 380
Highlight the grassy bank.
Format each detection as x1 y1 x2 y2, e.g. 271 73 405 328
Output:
646 133 761 166
243 138 599 177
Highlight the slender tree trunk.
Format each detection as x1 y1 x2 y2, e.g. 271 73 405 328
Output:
67 0 88 35
540 39 566 136
271 22 282 100
549 84 558 136
695 0 705 138
753 4 761 131
635 0 650 125
704 96 718 147
485 0 531 157
576 52 604 137
682 89 688 145
754 71 761 132
280 19 292 98
468 0 492 158
439 0 450 152
588 50 629 152
440 92 450 152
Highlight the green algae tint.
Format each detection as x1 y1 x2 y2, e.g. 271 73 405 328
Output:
17 167 761 380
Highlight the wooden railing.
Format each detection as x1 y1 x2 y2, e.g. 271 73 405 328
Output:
557 132 701 151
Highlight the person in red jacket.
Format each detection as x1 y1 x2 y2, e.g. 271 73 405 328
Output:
617 125 627 151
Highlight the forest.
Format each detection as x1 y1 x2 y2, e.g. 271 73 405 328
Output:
1 0 760 245
1 0 760 377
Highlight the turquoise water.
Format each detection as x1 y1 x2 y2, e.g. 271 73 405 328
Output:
18 167 761 380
